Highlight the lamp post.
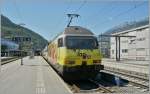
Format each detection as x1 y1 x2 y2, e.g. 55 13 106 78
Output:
17 23 25 65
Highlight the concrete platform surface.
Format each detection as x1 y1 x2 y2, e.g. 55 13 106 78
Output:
0 56 72 94
102 58 149 74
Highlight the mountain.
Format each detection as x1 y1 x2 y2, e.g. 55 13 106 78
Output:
1 15 48 51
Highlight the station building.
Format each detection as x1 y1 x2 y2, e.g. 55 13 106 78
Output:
110 25 149 61
98 35 110 58
1 38 19 56
1 38 28 57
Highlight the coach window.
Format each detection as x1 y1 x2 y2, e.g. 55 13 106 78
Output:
58 38 63 47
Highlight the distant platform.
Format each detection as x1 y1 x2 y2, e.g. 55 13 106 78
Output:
102 58 149 74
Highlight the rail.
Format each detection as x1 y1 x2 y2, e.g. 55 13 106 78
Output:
89 79 114 93
67 79 114 93
1 57 21 65
102 67 149 90
104 66 148 80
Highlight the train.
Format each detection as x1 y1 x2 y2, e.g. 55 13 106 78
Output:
42 26 104 80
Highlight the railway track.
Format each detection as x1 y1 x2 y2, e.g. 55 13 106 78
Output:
42 56 149 93
1 57 21 65
102 67 149 92
104 66 148 80
67 79 114 93
89 79 114 93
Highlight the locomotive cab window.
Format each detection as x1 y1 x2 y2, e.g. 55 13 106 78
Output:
58 38 63 47
66 36 98 49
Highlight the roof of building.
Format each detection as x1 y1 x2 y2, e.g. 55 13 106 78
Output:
104 17 149 35
112 25 149 35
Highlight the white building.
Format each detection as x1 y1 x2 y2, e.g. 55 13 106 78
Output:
110 25 149 61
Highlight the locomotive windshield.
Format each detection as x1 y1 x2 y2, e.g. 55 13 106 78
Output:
66 36 98 49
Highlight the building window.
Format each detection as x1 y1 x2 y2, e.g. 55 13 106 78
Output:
129 39 135 44
111 42 114 45
137 37 145 41
122 40 128 43
136 57 145 61
122 49 128 53
112 50 114 54
136 48 145 51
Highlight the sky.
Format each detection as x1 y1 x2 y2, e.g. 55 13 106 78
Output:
1 0 149 41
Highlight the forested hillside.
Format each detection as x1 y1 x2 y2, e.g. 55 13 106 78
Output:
1 15 48 50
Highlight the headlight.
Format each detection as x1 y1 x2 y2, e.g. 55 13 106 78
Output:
93 60 101 64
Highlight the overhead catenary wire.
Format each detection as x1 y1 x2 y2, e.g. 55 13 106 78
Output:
84 3 112 21
73 0 87 13
51 0 72 37
84 3 116 28
50 0 73 40
12 0 23 23
55 0 87 30
92 1 146 29
114 2 146 19
65 0 87 27
54 0 72 28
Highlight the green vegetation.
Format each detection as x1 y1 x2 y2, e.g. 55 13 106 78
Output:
1 15 48 51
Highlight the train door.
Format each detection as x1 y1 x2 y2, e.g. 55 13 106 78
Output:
58 38 63 61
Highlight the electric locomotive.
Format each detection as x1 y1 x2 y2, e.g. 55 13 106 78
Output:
46 26 104 80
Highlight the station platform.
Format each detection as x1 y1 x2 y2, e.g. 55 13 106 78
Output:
102 58 149 74
0 56 72 94
1 57 13 60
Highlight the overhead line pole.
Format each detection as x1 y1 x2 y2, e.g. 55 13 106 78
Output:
99 34 136 61
148 1 150 93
